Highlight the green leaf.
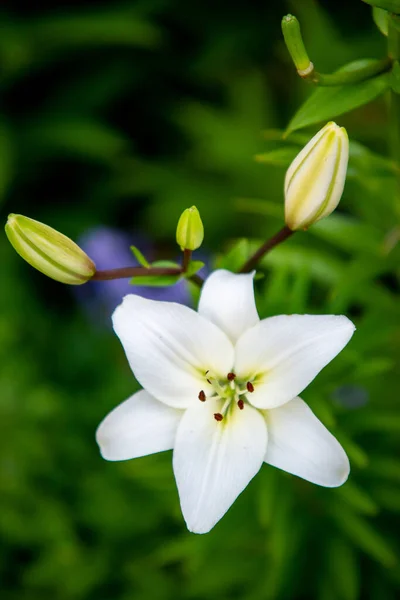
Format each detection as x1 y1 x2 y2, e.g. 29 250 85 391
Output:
130 245 150 268
344 410 400 434
32 119 128 162
369 456 400 482
184 260 205 277
29 9 161 50
254 147 298 167
286 64 391 134
325 536 360 600
373 486 400 512
391 61 400 94
331 505 397 567
130 261 181 287
310 214 382 256
217 239 251 271
373 7 389 37
334 482 379 516
288 265 311 313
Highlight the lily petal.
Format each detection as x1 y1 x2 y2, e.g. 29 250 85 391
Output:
173 398 267 533
96 390 182 461
198 269 259 343
113 295 235 409
264 397 349 487
235 314 355 409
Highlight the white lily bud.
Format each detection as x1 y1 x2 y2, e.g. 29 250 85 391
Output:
284 122 349 231
5 214 96 285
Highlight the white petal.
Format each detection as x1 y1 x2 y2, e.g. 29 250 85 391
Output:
96 390 182 461
173 398 267 533
235 314 355 409
113 295 234 409
198 269 259 343
264 397 349 487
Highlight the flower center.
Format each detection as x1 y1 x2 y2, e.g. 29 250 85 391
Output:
198 371 255 422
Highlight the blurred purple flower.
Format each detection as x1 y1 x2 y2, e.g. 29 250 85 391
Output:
75 226 208 324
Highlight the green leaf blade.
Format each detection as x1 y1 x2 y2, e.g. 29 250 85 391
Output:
286 66 391 134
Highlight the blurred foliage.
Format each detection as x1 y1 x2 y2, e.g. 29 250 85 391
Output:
1 1 400 599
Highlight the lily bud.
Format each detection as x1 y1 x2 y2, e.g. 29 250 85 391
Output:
281 14 313 76
5 214 96 284
176 206 204 251
284 122 349 231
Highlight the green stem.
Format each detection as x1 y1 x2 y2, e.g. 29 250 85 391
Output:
308 56 392 86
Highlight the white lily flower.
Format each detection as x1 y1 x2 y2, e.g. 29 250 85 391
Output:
96 269 355 534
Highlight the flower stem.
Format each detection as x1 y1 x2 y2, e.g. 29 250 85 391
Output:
182 249 192 272
91 263 204 288
238 226 294 273
309 56 392 86
91 266 182 281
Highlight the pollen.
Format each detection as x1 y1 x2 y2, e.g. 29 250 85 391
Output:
214 413 224 422
237 399 244 410
198 390 206 402
227 372 236 381
246 382 254 393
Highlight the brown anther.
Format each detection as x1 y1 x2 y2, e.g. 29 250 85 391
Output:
237 399 244 410
227 372 236 381
246 382 254 393
206 379 212 385
198 390 206 402
214 413 224 422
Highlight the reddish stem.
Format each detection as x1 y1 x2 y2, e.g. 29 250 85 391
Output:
238 226 294 273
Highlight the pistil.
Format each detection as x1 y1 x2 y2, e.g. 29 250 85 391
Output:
200 371 256 421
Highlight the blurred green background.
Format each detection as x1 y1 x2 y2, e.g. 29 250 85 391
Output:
1 0 400 598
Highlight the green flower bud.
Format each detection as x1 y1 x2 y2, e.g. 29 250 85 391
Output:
284 122 349 231
281 14 313 75
5 214 96 284
176 206 204 251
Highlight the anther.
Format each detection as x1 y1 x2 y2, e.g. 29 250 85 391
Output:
227 372 236 381
198 390 206 402
237 399 244 410
206 379 212 384
214 413 224 422
246 382 254 393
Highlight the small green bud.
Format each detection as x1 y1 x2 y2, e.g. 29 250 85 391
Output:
284 122 349 231
176 206 204 251
362 0 400 14
281 14 313 75
5 214 96 284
